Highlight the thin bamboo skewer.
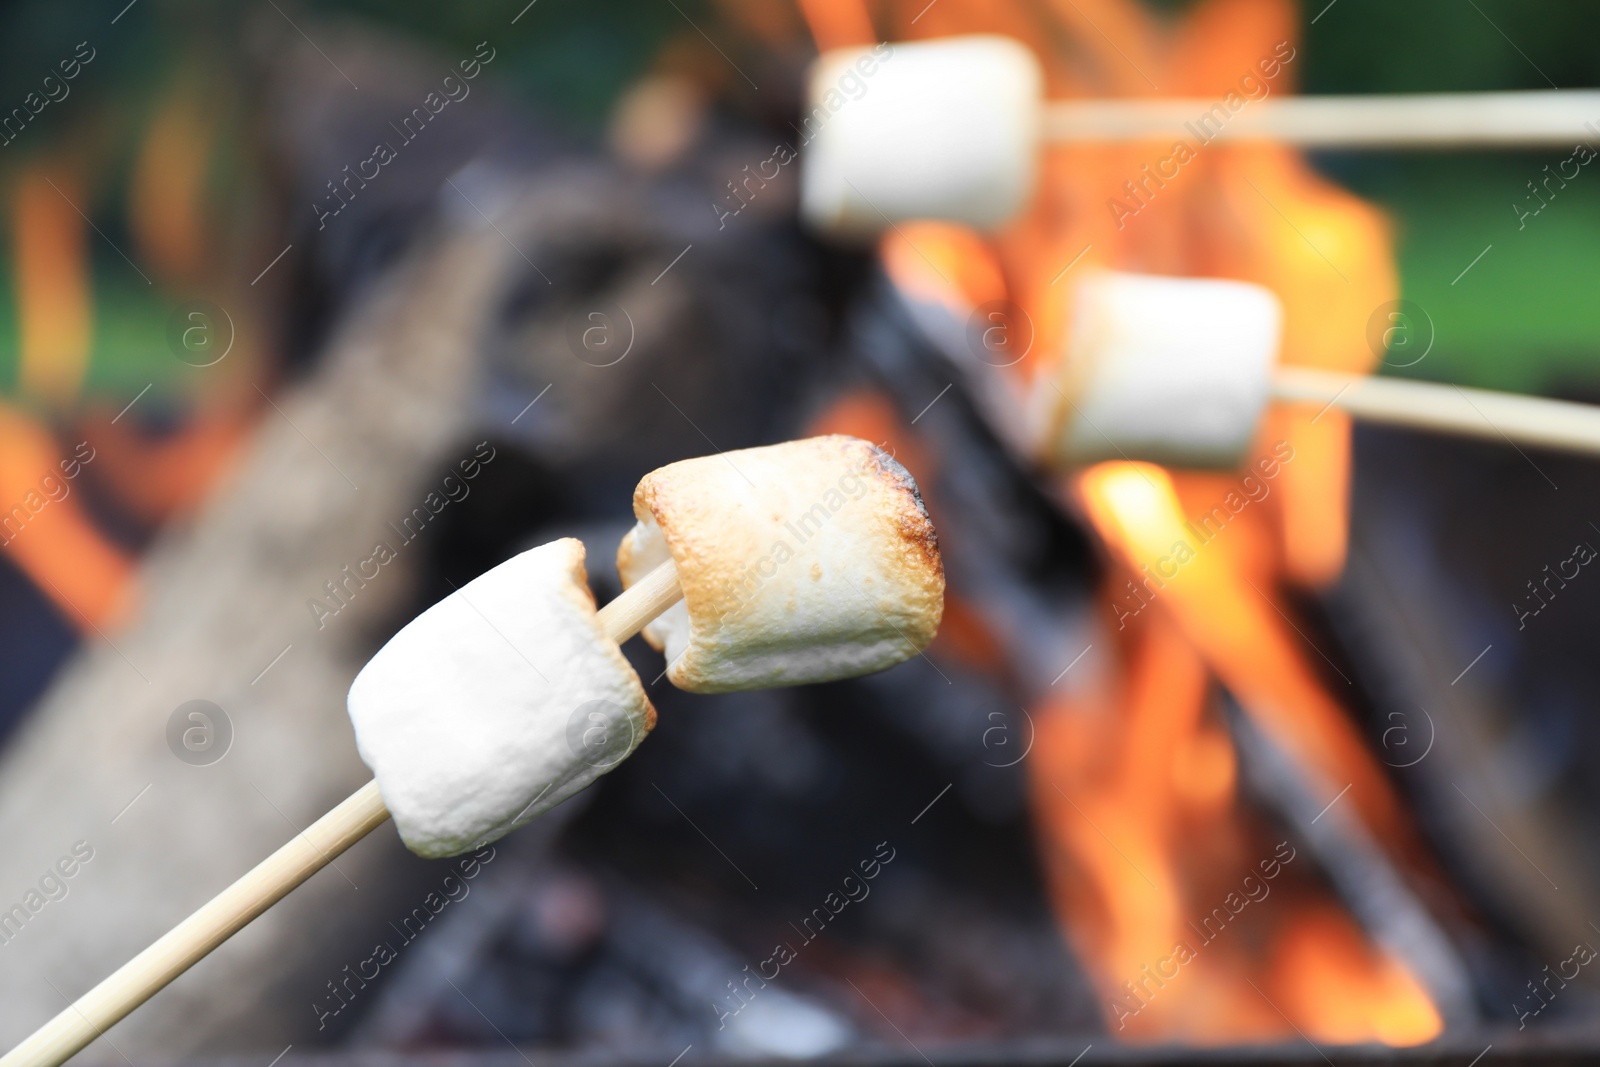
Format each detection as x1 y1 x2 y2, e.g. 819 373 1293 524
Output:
1273 367 1600 457
1 559 685 1067
1044 90 1600 147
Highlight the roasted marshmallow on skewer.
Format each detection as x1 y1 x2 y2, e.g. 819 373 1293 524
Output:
1033 272 1283 470
799 33 1600 236
619 434 943 692
800 35 1041 236
1028 271 1600 471
8 436 944 1067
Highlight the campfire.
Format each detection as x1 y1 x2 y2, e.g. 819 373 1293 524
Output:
783 0 1471 1046
5 0 1600 1061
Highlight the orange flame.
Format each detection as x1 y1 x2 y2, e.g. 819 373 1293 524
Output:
13 166 92 407
819 0 1442 1045
795 0 876 50
1066 463 1439 1042
130 84 213 280
0 403 133 629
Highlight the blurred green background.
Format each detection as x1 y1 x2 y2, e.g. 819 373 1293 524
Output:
1302 0 1600 395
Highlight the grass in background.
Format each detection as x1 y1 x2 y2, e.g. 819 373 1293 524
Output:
1303 0 1600 395
1327 153 1600 395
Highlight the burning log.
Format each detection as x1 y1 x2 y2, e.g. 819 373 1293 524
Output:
0 194 522 1058
1222 692 1475 1026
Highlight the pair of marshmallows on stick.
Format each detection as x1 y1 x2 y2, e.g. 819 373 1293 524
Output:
354 434 945 856
6 436 945 1067
800 34 1600 236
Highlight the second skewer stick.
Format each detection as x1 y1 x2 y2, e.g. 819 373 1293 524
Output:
1273 367 1600 458
1044 90 1600 148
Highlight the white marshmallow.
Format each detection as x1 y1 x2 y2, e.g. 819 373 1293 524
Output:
617 435 944 693
800 35 1042 236
348 538 654 858
1034 271 1282 470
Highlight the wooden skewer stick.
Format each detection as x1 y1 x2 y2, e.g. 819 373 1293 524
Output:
1044 90 1600 147
1 559 686 1067
1272 367 1600 457
594 556 685 643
